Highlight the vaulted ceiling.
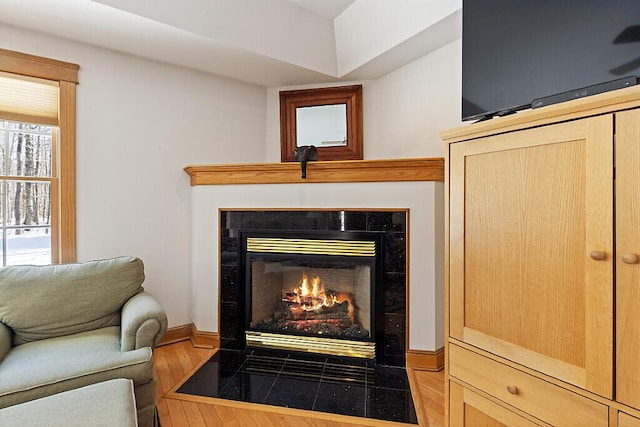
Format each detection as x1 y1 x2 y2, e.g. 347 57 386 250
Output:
0 0 461 86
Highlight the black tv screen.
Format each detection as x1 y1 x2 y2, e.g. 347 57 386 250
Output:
462 0 640 121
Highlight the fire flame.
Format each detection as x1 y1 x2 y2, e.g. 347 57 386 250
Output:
297 274 334 309
285 273 353 318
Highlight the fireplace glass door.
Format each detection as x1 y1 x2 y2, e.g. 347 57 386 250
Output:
242 233 380 359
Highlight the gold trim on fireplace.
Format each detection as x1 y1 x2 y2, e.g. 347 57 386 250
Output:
246 238 375 257
245 331 375 359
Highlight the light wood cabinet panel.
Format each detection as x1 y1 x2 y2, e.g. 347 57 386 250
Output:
448 116 614 397
449 381 544 427
616 108 640 409
620 412 640 427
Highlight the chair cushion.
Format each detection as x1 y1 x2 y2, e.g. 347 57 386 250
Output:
0 326 153 408
0 378 138 427
0 256 144 345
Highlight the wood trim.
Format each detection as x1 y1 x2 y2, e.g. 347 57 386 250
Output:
185 158 444 186
405 210 411 356
157 324 193 347
165 389 407 427
190 324 220 349
50 131 60 264
615 109 640 410
406 348 445 371
442 84 640 144
57 80 77 263
0 48 79 83
584 114 614 397
156 324 221 348
405 361 429 424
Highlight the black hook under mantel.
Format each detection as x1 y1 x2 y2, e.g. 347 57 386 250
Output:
293 145 318 179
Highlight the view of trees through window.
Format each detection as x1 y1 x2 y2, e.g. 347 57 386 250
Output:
0 120 53 266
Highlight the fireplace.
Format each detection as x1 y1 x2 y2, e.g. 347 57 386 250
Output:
220 210 409 367
241 231 383 359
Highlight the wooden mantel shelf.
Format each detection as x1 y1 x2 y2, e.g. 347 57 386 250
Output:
184 158 444 186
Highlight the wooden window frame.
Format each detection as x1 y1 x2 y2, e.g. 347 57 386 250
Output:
0 48 79 263
279 85 363 162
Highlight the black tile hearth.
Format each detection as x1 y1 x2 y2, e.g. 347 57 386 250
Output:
177 348 418 424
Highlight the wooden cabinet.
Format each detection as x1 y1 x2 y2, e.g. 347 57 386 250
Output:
619 412 640 427
443 87 640 426
615 109 640 410
449 381 544 427
448 116 613 397
449 344 608 426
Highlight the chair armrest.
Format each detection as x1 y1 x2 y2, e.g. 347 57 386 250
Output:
120 291 168 351
0 322 12 361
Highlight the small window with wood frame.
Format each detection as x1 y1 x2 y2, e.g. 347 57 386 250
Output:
280 85 363 162
0 49 78 265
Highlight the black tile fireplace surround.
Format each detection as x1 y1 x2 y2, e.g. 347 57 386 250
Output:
220 210 408 367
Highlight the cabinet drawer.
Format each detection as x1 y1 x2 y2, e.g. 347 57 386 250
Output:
450 380 546 426
620 412 640 427
449 344 608 426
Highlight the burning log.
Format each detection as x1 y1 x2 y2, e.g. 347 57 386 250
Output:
251 271 370 338
284 300 350 322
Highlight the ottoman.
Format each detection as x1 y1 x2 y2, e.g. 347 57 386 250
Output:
0 378 137 426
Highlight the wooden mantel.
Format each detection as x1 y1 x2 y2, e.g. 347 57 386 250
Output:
184 158 444 186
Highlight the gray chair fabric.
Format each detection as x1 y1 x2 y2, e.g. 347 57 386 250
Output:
0 256 167 427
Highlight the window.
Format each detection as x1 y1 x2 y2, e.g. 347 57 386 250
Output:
0 121 53 265
0 48 79 265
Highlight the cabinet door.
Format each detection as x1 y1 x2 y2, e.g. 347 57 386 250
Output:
449 381 545 426
448 116 613 397
616 108 640 409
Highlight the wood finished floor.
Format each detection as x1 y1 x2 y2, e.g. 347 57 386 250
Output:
154 340 444 427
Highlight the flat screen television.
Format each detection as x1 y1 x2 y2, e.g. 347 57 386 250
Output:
462 0 640 121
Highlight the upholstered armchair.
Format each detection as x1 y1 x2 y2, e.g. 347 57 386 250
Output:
0 256 167 427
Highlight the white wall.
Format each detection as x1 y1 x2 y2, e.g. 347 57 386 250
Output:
265 38 463 161
365 38 463 159
335 0 461 76
0 24 267 327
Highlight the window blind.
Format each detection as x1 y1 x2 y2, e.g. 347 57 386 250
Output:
0 71 59 126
